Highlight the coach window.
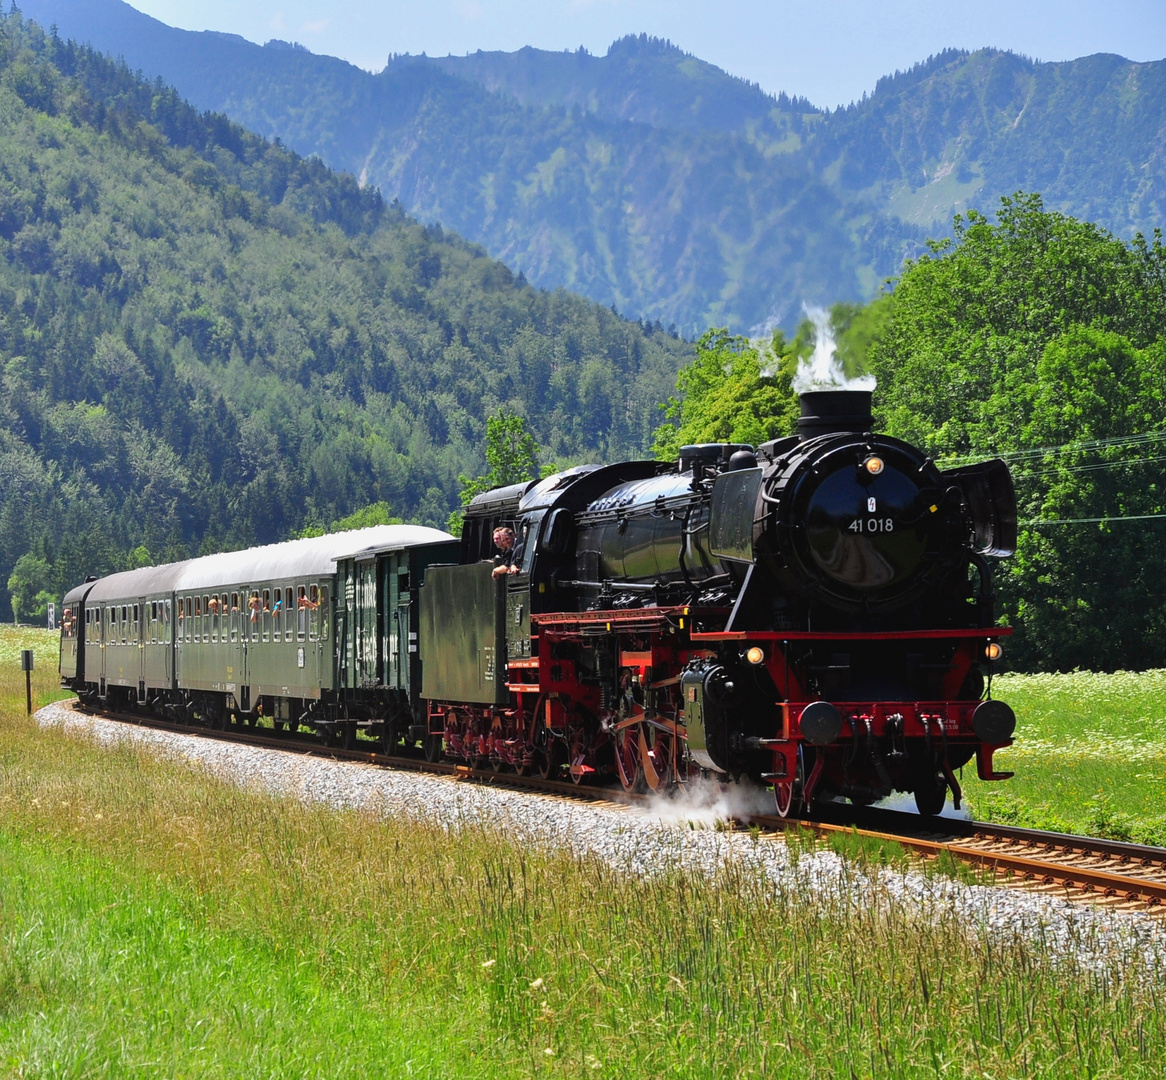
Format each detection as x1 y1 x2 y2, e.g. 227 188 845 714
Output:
132 604 140 645
284 588 294 641
272 589 283 639
318 585 329 641
230 593 239 642
249 591 260 642
262 589 272 643
308 584 320 641
185 596 194 643
211 595 220 643
296 586 308 640
202 595 210 642
164 599 172 644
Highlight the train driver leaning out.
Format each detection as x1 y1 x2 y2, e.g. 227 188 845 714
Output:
492 525 524 578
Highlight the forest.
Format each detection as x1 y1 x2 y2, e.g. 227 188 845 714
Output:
0 13 691 621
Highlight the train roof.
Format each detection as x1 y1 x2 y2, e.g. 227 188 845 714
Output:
70 525 454 602
332 530 460 563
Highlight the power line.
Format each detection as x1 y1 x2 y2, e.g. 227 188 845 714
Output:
1021 512 1166 526
941 429 1166 469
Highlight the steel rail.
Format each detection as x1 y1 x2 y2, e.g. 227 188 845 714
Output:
753 805 1166 910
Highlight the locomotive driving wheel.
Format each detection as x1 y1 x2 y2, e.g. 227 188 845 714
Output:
614 715 645 793
538 734 564 779
639 726 673 792
774 747 806 819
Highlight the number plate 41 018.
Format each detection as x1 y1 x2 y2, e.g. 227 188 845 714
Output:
848 518 895 533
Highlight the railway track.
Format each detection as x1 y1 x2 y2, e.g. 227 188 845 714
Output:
67 700 1166 915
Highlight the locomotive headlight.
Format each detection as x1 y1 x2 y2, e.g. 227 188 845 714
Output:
745 646 766 666
862 455 885 475
984 642 1004 661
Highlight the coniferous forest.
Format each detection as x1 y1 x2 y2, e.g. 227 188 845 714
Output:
0 13 691 620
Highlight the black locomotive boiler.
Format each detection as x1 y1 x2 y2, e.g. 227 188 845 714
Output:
61 388 1018 817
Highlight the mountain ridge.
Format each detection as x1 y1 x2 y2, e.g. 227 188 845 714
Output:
16 0 1166 334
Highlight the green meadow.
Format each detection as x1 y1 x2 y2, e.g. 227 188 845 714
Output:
2 624 1165 1077
965 670 1166 846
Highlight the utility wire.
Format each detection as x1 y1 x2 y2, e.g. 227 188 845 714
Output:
941 429 1166 469
1022 512 1166 526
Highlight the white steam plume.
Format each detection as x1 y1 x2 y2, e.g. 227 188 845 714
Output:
792 304 876 394
642 775 776 827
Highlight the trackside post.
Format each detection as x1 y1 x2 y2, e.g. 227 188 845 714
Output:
20 649 33 715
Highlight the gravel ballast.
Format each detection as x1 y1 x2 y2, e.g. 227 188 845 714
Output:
35 700 1166 974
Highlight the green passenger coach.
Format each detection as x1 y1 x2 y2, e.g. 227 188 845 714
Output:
60 525 455 743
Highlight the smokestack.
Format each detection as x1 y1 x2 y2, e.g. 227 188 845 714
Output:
796 390 874 441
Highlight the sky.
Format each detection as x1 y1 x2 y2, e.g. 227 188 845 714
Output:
122 0 1166 110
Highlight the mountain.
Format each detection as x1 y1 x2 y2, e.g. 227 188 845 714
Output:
0 12 691 619
17 1 1166 335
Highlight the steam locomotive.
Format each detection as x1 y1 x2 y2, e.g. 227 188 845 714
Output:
60 388 1017 817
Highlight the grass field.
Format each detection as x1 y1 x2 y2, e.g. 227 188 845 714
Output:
964 670 1166 846
2 624 1166 1077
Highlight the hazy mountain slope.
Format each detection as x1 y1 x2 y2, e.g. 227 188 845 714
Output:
15 0 913 332
812 48 1166 233
0 13 690 617
19 0 1166 333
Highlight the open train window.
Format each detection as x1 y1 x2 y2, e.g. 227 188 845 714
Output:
262 589 272 642
308 585 319 641
132 604 139 645
164 599 172 645
248 591 259 642
285 588 294 641
120 606 127 644
230 593 239 642
318 585 329 641
297 587 308 641
184 596 193 643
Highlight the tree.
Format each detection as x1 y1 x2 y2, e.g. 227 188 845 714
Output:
652 328 800 459
869 194 1166 670
7 553 54 624
448 410 542 534
332 502 403 531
